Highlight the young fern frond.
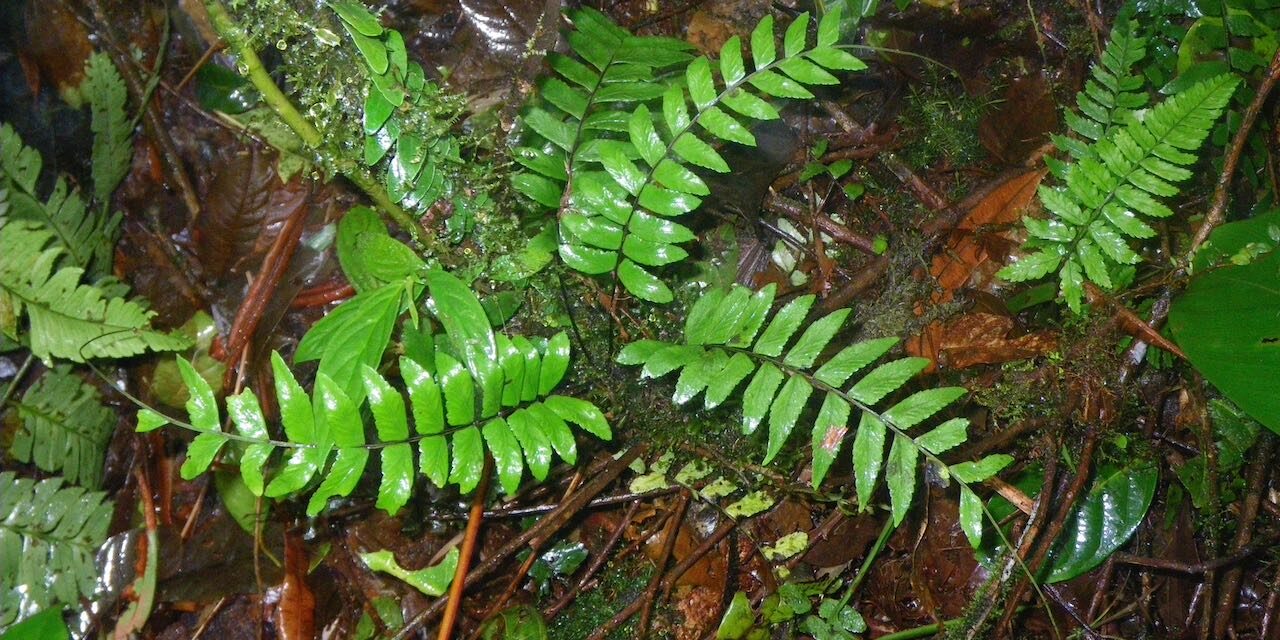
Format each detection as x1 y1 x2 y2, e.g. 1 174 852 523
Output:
1055 15 1148 160
141 270 611 516
999 72 1240 311
9 366 115 489
514 9 866 303
0 471 112 631
617 283 1011 543
0 125 120 277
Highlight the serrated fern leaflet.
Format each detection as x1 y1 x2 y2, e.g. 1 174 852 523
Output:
514 8 866 303
616 283 1010 544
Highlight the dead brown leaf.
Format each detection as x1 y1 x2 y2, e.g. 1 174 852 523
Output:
906 312 1058 373
278 532 316 640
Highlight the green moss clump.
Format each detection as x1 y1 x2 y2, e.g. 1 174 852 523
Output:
547 560 652 640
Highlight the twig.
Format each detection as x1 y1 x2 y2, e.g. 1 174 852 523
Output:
1186 45 1280 258
1212 433 1275 638
395 447 645 639
1111 544 1269 575
545 500 644 619
636 492 689 639
437 455 494 640
764 193 878 255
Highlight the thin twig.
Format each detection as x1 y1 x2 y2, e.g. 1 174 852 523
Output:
1212 433 1275 638
437 455 494 640
545 500 644 619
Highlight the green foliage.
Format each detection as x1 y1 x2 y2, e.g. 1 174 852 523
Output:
329 0 460 212
9 366 115 489
513 8 866 303
617 283 1010 540
1170 247 1280 432
0 206 190 363
0 125 119 277
360 547 458 597
998 20 1240 311
717 583 866 640
143 270 611 516
82 53 132 205
0 471 112 632
1174 399 1261 509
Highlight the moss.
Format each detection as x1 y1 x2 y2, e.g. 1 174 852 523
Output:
547 559 652 640
898 70 989 170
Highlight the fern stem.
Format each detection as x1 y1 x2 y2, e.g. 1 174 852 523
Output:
201 0 431 248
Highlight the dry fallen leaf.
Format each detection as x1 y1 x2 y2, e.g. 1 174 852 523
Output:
906 312 1058 373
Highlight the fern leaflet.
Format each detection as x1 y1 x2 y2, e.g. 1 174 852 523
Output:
514 9 866 303
141 270 611 516
9 366 115 489
999 72 1240 311
617 283 1010 542
1055 15 1149 159
0 125 120 277
83 52 132 206
0 472 112 631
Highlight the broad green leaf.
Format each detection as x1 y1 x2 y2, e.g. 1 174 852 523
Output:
748 70 814 99
700 108 755 146
295 282 404 405
523 108 575 151
672 348 715 404
950 454 1013 483
685 289 727 345
528 402 577 464
1045 462 1157 582
852 411 886 510
329 0 384 36
617 259 673 303
959 486 983 548
753 294 815 357
777 57 839 85
810 393 851 487
1169 250 1280 433
227 390 272 496
814 337 898 387
266 352 321 497
361 547 459 597
782 309 849 367
686 57 717 110
628 105 665 167
362 365 412 514
640 344 701 378
817 7 841 47
721 88 779 120
601 143 646 195
883 388 967 430
662 84 691 133
848 358 929 405
671 134 729 172
306 374 368 515
805 46 867 71
616 339 666 366
885 433 918 525
741 363 784 434
997 249 1063 282
426 270 497 380
177 357 218 432
483 418 524 495
136 409 168 433
653 159 709 195
622 235 688 266
538 332 571 395
449 426 484 493
436 352 475 427
720 36 746 85
544 395 611 440
507 408 552 481
764 376 813 464
638 184 702 217
181 432 225 480
627 212 696 245
559 242 617 275
541 78 587 119
730 284 777 347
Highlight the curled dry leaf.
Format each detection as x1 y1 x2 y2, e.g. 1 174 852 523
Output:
930 169 1046 303
906 312 1058 373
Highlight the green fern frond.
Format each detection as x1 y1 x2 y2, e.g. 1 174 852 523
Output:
514 8 866 303
0 471 112 631
83 53 132 205
999 72 1240 311
0 216 190 362
1056 15 1149 159
617 283 1010 542
142 270 611 516
0 125 120 276
9 366 115 489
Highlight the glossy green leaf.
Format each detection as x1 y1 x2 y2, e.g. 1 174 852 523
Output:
748 70 813 99
686 57 717 110
362 366 412 514
266 353 322 497
704 352 757 410
883 388 967 430
617 259 673 303
426 270 497 381
813 337 897 387
671 134 729 172
622 235 688 266
361 547 458 597
227 390 272 496
848 358 929 405
507 409 552 482
544 395 611 440
699 108 754 146
764 376 812 464
810 393 851 487
782 309 849 367
750 15 776 69
1045 462 1157 582
295 282 404 405
753 294 815 357
307 374 367 515
950 454 1013 483
528 402 576 465
559 243 616 275
959 486 983 548
885 433 918 526
721 88 779 120
329 0 384 36
449 426 484 493
783 13 809 57
720 36 745 85
741 363 784 434
436 352 475 427
483 418 524 495
537 332 571 396
628 105 664 167
914 417 969 455
852 411 886 511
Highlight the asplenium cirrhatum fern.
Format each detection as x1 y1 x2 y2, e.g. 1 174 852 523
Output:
0 471 112 631
513 8 866 303
617 284 1011 545
140 270 611 516
997 19 1240 311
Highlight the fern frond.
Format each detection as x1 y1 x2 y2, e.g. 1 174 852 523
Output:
0 217 190 362
1056 15 1148 158
83 53 132 205
143 271 611 516
0 471 112 631
9 366 115 489
999 73 1240 311
515 9 866 303
0 125 120 276
617 283 1010 541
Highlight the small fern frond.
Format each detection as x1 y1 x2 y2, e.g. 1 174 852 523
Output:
617 284 1010 541
0 125 120 276
143 271 611 516
0 471 112 631
9 366 115 489
999 73 1240 311
0 217 190 362
515 9 866 303
82 53 132 205
1056 15 1148 159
